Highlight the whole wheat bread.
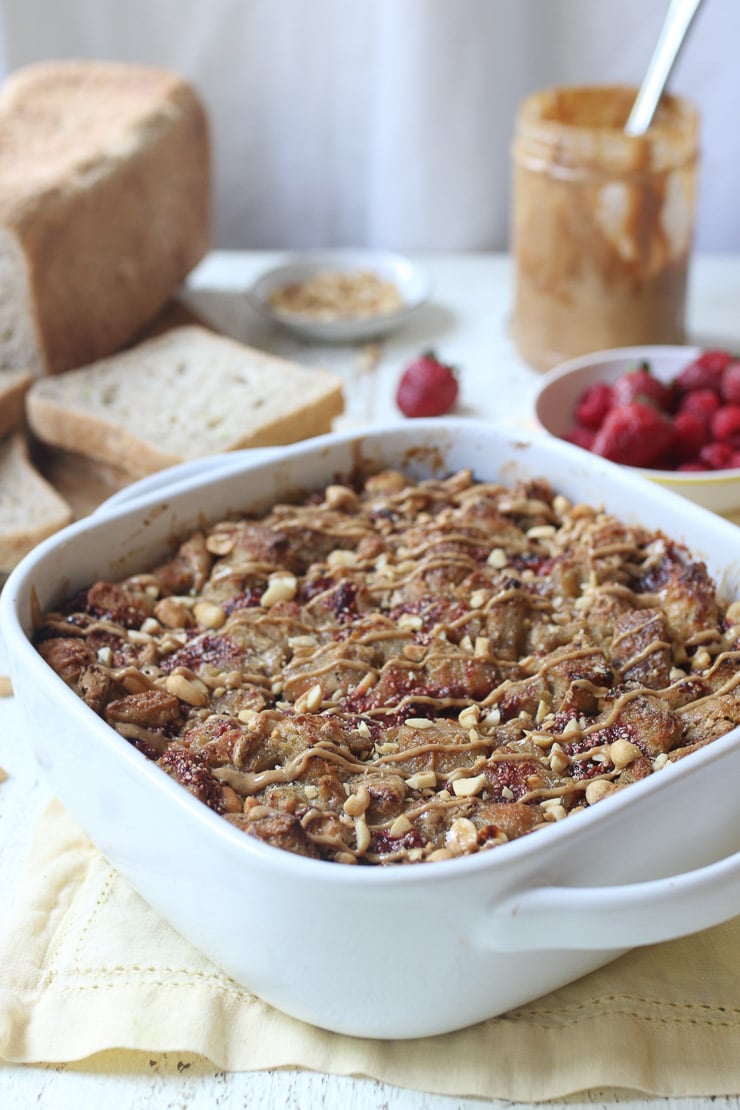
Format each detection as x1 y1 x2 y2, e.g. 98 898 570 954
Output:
0 60 210 376
0 434 73 570
26 325 345 478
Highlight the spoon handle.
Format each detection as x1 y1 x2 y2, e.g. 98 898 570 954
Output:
625 0 705 136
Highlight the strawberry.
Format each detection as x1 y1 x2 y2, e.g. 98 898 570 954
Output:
721 361 740 404
671 410 708 462
674 349 734 393
556 349 740 473
699 441 734 470
590 402 674 468
574 381 614 430
565 425 595 450
676 387 721 425
710 404 740 443
396 351 458 417
612 362 672 412
677 460 710 472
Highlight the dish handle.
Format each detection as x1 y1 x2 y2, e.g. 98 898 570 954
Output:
487 849 740 952
93 449 280 517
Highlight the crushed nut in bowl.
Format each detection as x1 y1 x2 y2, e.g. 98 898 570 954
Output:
268 269 403 321
249 250 431 341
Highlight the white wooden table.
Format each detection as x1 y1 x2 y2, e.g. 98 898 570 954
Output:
1 250 739 1109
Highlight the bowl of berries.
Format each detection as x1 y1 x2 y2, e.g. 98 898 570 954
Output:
534 345 740 515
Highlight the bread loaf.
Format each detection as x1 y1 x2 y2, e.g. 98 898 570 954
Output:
0 60 210 376
26 325 345 477
0 434 73 571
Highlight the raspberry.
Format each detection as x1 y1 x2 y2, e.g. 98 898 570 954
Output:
674 349 734 393
396 352 458 417
699 441 734 469
574 381 614 430
710 404 740 443
565 425 595 450
612 363 672 412
677 388 721 425
671 410 708 462
590 402 674 468
721 361 740 404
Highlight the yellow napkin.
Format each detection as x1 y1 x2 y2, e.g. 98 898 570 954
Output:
0 799 739 1102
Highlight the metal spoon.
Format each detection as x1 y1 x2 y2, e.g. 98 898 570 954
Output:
625 0 705 135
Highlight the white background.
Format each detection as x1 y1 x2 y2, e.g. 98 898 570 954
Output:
0 0 737 252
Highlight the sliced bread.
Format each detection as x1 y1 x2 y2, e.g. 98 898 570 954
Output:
0 60 210 376
0 434 73 570
26 325 345 477
31 442 132 521
0 369 32 438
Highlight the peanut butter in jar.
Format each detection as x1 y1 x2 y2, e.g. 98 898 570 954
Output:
511 85 699 371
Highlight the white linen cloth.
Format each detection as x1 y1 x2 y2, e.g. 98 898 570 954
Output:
0 0 737 252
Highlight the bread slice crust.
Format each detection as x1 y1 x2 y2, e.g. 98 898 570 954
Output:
0 369 33 438
26 326 344 477
0 433 73 570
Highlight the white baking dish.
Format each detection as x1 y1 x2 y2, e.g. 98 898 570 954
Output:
3 420 740 1039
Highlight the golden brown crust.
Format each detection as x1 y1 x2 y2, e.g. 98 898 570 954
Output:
26 391 185 475
0 433 73 570
0 370 32 437
25 327 344 477
0 61 210 374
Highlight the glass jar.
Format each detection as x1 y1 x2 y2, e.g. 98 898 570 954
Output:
511 85 699 371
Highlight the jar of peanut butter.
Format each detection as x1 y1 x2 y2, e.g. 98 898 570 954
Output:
511 85 699 371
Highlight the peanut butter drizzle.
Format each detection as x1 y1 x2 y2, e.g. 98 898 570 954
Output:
45 615 128 639
408 553 482 577
214 739 369 795
684 628 726 648
287 656 374 684
396 530 492 557
597 583 651 604
617 639 673 673
569 686 661 738
589 541 647 559
371 738 491 767
611 613 664 648
351 629 414 648
115 722 171 753
35 467 740 865
111 664 157 689
228 671 273 688
367 553 479 591
211 560 278 584
361 695 467 717
479 646 605 708
675 669 740 712
703 649 740 675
